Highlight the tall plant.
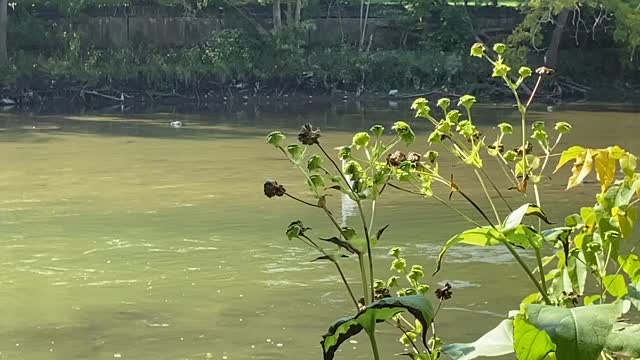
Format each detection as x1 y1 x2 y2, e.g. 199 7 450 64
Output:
263 42 640 360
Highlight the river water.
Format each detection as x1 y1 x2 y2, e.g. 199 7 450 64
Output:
0 100 638 360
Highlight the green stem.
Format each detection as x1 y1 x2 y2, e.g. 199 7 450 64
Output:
474 169 501 224
532 184 549 296
367 328 381 360
501 238 552 305
358 253 370 305
480 167 513 211
333 260 360 311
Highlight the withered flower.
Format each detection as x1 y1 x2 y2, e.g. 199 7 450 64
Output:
407 152 422 164
298 123 321 145
514 142 534 156
488 142 505 154
386 150 407 167
535 66 555 76
435 282 452 300
374 286 391 300
264 180 286 198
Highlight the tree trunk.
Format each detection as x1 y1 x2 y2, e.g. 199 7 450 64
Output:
544 9 570 69
273 0 282 30
286 0 292 26
294 0 301 25
0 0 8 65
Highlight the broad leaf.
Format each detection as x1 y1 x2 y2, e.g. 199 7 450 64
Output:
514 315 555 360
603 274 628 298
504 204 552 231
555 146 585 172
604 322 640 357
319 236 359 254
594 150 616 192
321 295 434 360
503 225 543 249
526 303 623 360
434 226 501 275
441 319 514 360
566 149 595 190
375 225 390 241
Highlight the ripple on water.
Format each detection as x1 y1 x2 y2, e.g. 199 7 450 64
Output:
414 242 531 264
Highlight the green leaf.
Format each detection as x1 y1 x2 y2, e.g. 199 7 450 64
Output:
525 303 624 360
352 132 370 149
503 204 553 231
470 43 486 57
604 322 640 357
286 220 310 240
504 150 517 162
434 226 501 275
308 174 325 190
287 144 305 163
493 43 506 55
554 122 572 134
319 236 359 254
266 131 286 146
392 121 416 145
626 280 640 310
441 319 514 360
603 274 628 298
321 295 434 360
370 125 384 138
518 66 533 78
375 224 390 242
514 315 555 360
498 123 513 135
307 155 323 172
503 225 543 249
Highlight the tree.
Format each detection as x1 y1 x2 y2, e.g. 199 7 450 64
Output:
0 0 7 64
508 0 640 70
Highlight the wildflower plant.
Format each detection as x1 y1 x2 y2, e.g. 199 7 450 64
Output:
263 43 640 360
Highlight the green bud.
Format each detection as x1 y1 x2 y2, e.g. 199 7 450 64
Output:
287 144 305 162
266 131 286 146
370 125 384 138
492 43 506 55
392 121 416 145
492 62 511 78
425 150 439 163
408 265 424 282
417 284 430 294
531 121 545 131
352 132 370 149
470 43 486 57
428 130 443 144
387 276 399 288
554 121 572 134
458 95 476 110
498 122 513 135
446 110 461 123
519 66 533 78
504 150 517 162
373 280 385 290
437 98 451 111
391 258 406 272
388 247 401 258
338 146 352 160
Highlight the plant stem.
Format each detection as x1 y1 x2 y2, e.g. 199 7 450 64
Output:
474 169 501 224
358 253 370 305
285 193 319 207
367 328 381 360
501 239 552 305
318 143 375 303
333 260 360 311
480 167 513 211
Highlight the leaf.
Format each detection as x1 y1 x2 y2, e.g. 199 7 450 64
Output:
321 295 434 360
434 226 501 275
307 154 323 172
604 322 640 357
503 225 543 249
498 123 513 135
375 224 390 241
566 149 595 190
626 279 640 310
554 122 572 134
525 303 624 360
441 319 514 360
287 144 306 163
504 204 553 231
567 251 587 295
603 274 628 298
554 145 586 172
514 315 556 360
310 254 349 262
594 150 616 192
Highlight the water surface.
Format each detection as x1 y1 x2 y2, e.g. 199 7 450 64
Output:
0 101 639 360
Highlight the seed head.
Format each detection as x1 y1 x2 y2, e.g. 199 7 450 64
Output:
386 151 407 167
298 124 321 145
435 283 452 300
264 180 286 198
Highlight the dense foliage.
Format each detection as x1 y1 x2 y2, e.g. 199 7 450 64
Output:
263 43 640 359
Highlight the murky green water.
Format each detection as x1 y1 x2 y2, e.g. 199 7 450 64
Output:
0 101 638 360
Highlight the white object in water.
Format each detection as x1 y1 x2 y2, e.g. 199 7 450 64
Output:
388 89 399 96
170 121 183 128
0 98 16 105
546 105 554 112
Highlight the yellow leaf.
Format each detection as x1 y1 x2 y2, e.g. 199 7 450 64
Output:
566 149 595 190
607 145 626 160
554 145 586 173
594 151 616 192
